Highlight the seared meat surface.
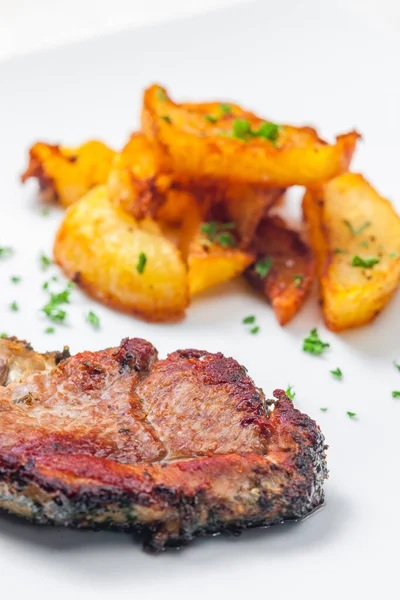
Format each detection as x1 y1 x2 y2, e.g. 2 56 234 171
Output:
0 336 69 386
0 337 327 551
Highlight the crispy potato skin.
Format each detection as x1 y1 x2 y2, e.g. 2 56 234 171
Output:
107 133 172 219
54 186 189 322
142 84 360 187
245 218 314 325
303 173 400 331
21 141 116 206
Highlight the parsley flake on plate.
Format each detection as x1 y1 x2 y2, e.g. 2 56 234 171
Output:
40 253 53 270
392 391 400 398
250 326 260 335
320 408 328 412
242 315 256 324
330 367 343 379
10 301 18 312
394 361 400 372
347 411 357 418
303 328 330 355
286 385 295 400
87 311 100 329
44 327 55 334
0 247 13 259
10 276 21 284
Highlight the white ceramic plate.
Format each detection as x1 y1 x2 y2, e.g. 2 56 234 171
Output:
1 1 399 597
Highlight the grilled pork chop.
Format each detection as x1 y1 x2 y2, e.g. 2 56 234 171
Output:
0 337 327 551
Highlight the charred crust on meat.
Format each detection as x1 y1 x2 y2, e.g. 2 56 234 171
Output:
112 337 158 374
0 338 328 551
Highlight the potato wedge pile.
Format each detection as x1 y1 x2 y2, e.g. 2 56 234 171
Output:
22 84 400 329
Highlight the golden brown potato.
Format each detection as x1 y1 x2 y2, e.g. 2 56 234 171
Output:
21 141 116 207
141 84 360 187
245 217 315 325
303 173 400 331
107 133 172 220
54 186 189 322
220 183 285 247
177 198 253 294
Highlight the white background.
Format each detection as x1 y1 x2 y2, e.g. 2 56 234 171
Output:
0 0 399 60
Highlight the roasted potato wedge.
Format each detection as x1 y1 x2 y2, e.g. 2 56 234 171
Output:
21 141 116 206
303 173 400 331
188 234 254 296
245 217 314 325
180 202 254 295
142 84 360 187
220 183 285 247
107 133 172 220
54 186 189 322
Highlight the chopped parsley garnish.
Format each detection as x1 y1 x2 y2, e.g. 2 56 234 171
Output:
218 232 235 247
293 275 304 288
42 306 66 323
136 252 147 274
201 221 218 241
255 257 272 279
232 119 252 140
253 121 279 143
205 114 218 123
250 326 260 335
320 408 328 412
334 248 346 255
330 367 343 379
220 103 232 114
43 275 58 290
201 221 236 247
160 115 172 124
231 119 279 144
87 311 100 329
286 385 295 401
351 255 380 268
50 289 71 305
392 391 400 398
303 328 330 355
0 246 13 258
243 315 256 324
343 220 371 236
11 276 21 284
389 252 399 259
40 253 52 270
0 333 8 338
44 327 55 334
10 301 18 312
347 411 357 418
156 88 167 101
394 361 400 372
42 286 71 323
